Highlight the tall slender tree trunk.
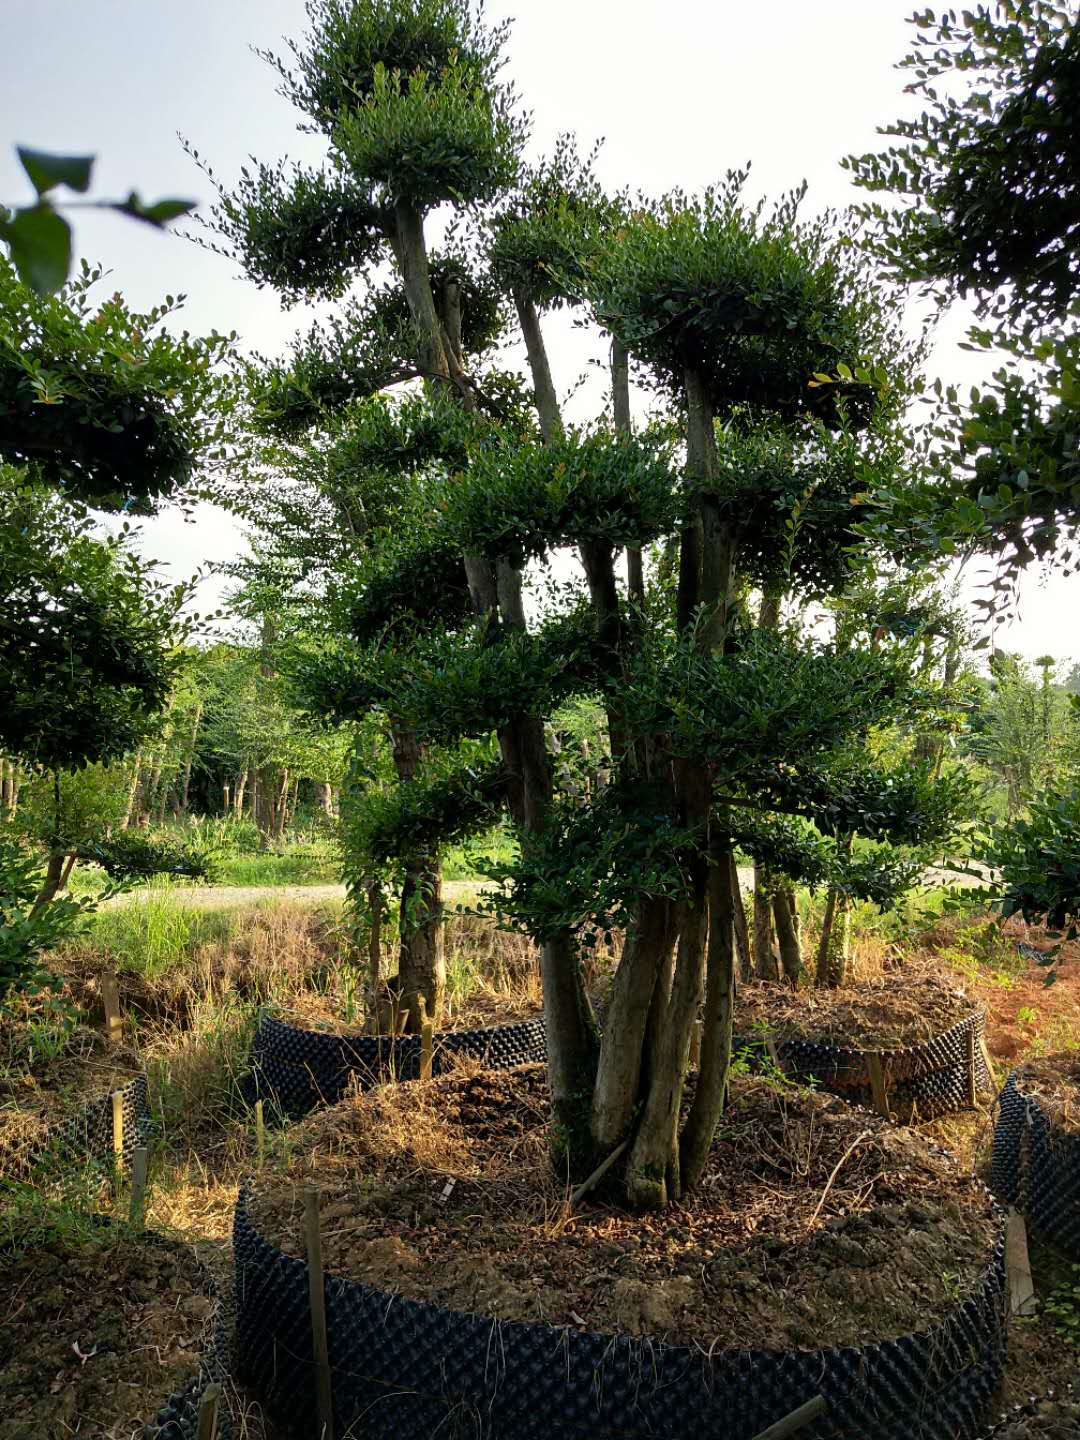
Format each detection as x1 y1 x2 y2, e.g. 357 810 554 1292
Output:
753 874 779 979
730 855 751 985
773 888 802 986
180 703 202 813
391 724 445 1031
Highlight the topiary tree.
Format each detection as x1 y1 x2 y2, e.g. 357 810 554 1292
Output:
209 0 964 1206
198 0 532 1032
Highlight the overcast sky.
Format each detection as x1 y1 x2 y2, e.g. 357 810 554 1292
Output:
2 0 1074 666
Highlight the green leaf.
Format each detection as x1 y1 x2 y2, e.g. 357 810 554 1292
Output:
110 193 195 227
0 205 72 293
17 146 94 196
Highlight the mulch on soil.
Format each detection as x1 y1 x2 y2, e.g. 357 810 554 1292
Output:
988 1405 1080 1440
1012 1052 1080 1133
250 1064 998 1352
0 1024 141 1170
0 1230 213 1440
736 971 979 1051
278 982 542 1037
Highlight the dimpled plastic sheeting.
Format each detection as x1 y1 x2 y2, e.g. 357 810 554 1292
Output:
242 1013 548 1118
991 1071 1080 1257
233 1185 1007 1440
734 1010 991 1121
0 1072 151 1178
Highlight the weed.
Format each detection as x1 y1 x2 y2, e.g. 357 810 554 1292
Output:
1043 1264 1080 1346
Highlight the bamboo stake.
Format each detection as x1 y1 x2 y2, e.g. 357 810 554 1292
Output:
111 1090 125 1196
418 997 433 1082
255 1100 265 1169
196 1382 222 1440
101 972 122 1048
751 1395 827 1440
304 1185 335 1440
1006 1208 1038 1317
964 1027 978 1108
866 1052 889 1118
128 1146 148 1229
111 1090 124 1158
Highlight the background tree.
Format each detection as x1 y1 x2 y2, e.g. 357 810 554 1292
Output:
847 1 1080 591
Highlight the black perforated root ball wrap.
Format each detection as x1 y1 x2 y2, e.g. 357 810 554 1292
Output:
991 1071 1080 1258
734 1010 991 1121
243 1013 548 1118
233 1186 1007 1440
0 1073 151 1178
149 1240 233 1440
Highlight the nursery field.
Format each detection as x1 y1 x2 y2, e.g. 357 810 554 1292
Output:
3 891 1079 1439
5 0 1080 1437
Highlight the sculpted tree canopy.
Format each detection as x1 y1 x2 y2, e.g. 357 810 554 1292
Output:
207 0 963 1210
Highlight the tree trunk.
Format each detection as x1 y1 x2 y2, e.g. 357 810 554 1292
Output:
233 770 248 819
729 853 750 985
680 839 737 1193
624 868 706 1209
514 288 561 440
31 851 68 915
773 888 802 986
611 335 647 604
815 888 851 989
391 724 445 1031
180 703 202 813
753 870 779 979
590 896 673 1153
365 878 383 1033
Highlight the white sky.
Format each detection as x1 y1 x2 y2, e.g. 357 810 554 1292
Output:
1 0 1075 667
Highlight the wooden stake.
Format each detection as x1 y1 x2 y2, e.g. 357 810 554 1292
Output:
304 1185 335 1440
570 1139 629 1209
1006 1207 1038 1317
101 972 122 1047
418 997 433 1083
979 1034 996 1087
964 1026 978 1108
128 1146 148 1229
688 1019 702 1069
255 1099 265 1169
195 1382 222 1440
751 1395 827 1440
866 1052 889 1118
111 1090 125 1161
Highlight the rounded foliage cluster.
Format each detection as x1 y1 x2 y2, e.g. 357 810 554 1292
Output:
268 0 510 131
487 136 618 310
589 175 905 420
193 153 389 305
449 426 679 564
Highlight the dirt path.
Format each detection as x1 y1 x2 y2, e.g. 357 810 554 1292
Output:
104 864 982 912
105 874 758 910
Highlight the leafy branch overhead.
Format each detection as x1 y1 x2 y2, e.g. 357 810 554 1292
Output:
0 146 193 295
